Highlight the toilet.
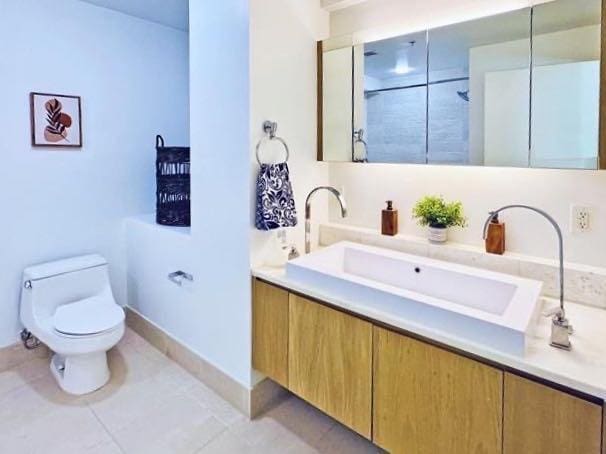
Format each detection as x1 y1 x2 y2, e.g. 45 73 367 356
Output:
20 254 125 395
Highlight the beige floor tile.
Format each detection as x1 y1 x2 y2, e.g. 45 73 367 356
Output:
0 404 112 454
264 395 336 445
248 430 321 454
84 440 125 454
111 394 225 454
314 423 381 454
227 395 334 449
0 356 50 396
196 430 251 454
0 374 87 436
228 410 291 447
0 330 383 454
88 374 179 434
185 381 246 426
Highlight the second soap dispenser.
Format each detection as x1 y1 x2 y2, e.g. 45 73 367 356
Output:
485 212 505 255
382 200 399 236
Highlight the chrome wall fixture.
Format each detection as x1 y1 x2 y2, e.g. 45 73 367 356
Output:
353 128 368 163
305 186 348 254
255 120 290 165
168 270 194 287
482 205 572 351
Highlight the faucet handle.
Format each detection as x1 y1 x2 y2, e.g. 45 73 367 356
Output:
550 315 572 350
287 246 300 260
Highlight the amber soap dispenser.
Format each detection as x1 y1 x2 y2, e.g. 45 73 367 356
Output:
382 200 398 236
485 212 505 255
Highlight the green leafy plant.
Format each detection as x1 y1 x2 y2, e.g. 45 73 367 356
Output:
412 195 467 229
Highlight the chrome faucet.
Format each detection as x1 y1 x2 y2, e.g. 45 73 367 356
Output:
482 205 571 351
305 187 347 254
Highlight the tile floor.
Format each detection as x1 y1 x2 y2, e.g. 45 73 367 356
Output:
0 329 381 453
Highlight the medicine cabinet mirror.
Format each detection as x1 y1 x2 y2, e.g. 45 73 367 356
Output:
318 0 605 170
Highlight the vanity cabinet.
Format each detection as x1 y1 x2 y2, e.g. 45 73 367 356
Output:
252 279 606 453
288 294 373 438
503 373 602 454
373 326 503 454
252 280 289 387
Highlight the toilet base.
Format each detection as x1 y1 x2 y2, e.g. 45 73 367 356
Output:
50 352 110 395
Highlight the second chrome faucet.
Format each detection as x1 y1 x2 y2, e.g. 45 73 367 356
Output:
305 187 347 254
482 205 572 351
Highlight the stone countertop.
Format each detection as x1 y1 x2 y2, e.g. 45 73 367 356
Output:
252 264 606 401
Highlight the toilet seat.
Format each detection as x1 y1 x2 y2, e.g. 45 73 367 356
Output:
53 295 125 337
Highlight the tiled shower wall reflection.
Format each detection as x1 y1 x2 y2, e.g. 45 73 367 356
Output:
365 70 469 164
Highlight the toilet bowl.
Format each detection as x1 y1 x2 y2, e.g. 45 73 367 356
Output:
20 254 125 395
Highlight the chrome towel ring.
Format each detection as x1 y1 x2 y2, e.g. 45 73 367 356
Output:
256 120 290 165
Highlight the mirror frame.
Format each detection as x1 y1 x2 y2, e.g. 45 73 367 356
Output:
317 1 606 170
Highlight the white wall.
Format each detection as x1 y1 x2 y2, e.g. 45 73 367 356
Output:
328 0 606 269
189 0 252 387
250 0 330 266
330 164 606 268
0 0 189 348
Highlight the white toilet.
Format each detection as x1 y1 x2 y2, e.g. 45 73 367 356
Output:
20 254 125 395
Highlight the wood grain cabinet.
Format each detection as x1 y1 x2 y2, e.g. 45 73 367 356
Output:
504 373 602 454
252 280 606 454
252 280 289 387
288 294 373 438
373 326 503 454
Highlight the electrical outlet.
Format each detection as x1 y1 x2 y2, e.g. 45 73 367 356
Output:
570 205 591 233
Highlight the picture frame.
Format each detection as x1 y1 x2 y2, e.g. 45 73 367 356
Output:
30 92 82 148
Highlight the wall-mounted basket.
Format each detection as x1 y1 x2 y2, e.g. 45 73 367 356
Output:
156 135 190 226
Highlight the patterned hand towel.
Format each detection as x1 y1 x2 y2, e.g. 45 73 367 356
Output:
255 163 298 231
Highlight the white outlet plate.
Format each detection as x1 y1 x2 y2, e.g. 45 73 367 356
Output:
570 205 591 233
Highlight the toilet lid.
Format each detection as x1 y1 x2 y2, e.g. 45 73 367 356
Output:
53 295 125 336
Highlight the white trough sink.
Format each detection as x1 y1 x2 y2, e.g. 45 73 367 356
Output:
286 242 543 356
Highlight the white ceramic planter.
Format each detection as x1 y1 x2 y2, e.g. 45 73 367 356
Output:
428 226 448 243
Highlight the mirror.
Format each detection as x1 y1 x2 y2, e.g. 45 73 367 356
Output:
531 0 602 169
353 31 428 163
322 46 354 162
319 0 604 170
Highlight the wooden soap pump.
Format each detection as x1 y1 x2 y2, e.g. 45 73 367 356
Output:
382 200 398 236
485 211 505 255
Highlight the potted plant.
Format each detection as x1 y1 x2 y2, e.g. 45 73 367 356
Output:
412 195 467 243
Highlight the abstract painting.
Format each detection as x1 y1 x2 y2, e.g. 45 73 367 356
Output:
30 92 82 147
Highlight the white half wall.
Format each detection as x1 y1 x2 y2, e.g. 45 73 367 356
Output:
189 0 252 387
0 0 189 348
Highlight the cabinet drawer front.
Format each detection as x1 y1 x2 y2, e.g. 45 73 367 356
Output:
288 294 372 438
504 373 602 454
252 280 289 387
373 327 503 454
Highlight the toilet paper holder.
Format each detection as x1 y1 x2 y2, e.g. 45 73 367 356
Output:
168 270 194 286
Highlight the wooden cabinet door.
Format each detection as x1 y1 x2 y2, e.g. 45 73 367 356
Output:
288 294 372 438
373 326 503 454
252 280 289 387
504 373 602 454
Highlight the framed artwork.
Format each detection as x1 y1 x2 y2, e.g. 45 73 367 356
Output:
30 92 82 147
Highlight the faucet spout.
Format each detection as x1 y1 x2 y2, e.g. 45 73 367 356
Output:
482 205 571 350
305 186 347 254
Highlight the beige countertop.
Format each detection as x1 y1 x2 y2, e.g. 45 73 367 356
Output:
252 264 606 401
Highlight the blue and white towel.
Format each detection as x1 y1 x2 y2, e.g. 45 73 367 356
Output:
255 163 298 231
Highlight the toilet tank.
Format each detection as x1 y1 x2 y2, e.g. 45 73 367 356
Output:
21 255 112 327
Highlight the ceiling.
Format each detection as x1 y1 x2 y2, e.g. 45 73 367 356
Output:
78 0 189 31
